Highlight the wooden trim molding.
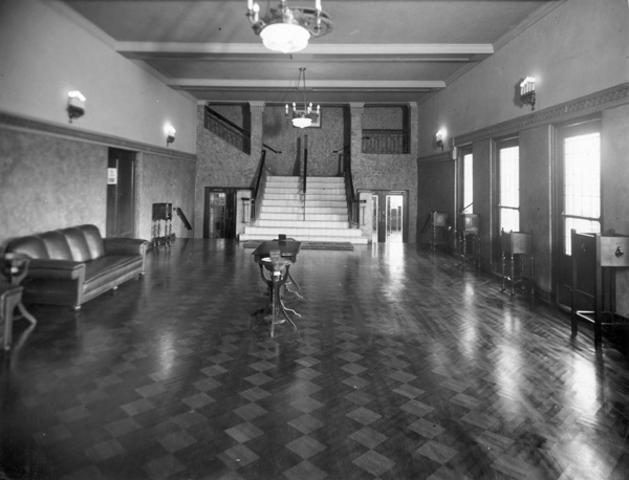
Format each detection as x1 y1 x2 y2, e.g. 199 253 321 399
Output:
454 82 629 146
417 151 453 163
0 111 196 161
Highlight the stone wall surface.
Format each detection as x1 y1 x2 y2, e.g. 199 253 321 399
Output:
0 127 107 246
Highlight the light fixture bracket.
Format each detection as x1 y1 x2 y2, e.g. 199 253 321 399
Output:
519 76 536 111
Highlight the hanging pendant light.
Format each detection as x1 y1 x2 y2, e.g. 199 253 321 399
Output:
286 67 319 129
246 0 332 54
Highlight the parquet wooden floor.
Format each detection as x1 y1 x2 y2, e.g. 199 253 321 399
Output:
2 240 629 480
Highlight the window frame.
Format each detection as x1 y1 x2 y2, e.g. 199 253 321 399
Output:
460 149 474 215
559 123 602 255
496 138 520 234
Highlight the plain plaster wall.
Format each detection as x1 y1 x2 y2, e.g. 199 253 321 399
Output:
418 0 628 153
263 106 346 177
0 0 197 154
0 0 198 245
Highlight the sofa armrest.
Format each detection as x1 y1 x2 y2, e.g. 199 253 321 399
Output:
103 238 148 257
27 259 86 281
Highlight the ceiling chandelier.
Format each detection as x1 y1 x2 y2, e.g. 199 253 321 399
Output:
246 0 332 54
286 67 319 128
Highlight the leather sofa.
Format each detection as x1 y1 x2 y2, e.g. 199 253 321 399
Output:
4 225 148 310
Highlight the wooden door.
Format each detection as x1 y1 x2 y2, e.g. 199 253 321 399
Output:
204 188 237 239
106 148 135 237
372 190 408 243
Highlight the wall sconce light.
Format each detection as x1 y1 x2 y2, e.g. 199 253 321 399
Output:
519 76 536 110
67 90 86 123
164 123 176 146
434 128 447 151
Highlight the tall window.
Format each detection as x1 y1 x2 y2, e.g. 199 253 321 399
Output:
462 152 473 213
563 131 601 254
498 144 520 233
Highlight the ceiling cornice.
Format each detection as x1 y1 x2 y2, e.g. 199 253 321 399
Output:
492 0 568 52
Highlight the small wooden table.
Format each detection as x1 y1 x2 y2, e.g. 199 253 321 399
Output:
1 253 37 351
252 239 302 337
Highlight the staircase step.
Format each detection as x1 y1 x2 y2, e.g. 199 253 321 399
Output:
264 187 346 195
258 205 347 216
263 199 346 207
255 219 349 228
240 232 368 245
243 225 364 236
257 213 348 221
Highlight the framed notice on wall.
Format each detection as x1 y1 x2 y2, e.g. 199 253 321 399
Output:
107 167 118 185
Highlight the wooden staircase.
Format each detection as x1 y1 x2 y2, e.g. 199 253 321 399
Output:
240 176 368 244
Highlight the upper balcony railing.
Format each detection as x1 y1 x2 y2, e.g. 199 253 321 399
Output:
204 106 252 154
362 129 409 154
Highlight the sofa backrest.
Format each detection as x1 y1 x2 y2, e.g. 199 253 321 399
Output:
6 224 105 262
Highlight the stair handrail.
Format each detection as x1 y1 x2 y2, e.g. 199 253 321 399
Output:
251 150 268 222
302 135 308 221
338 146 358 227
204 106 282 154
175 207 192 231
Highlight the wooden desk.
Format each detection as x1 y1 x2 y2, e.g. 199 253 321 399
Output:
252 240 302 337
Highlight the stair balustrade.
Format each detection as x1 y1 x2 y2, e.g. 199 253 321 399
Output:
204 106 281 156
362 129 409 154
251 150 267 222
338 147 358 228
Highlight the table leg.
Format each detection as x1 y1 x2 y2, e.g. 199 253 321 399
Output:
3 291 23 351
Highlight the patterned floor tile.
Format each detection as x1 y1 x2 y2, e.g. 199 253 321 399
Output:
349 426 388 449
225 422 264 443
287 414 325 435
346 407 382 426
290 397 324 414
283 460 327 480
285 435 326 459
352 450 395 476
408 418 445 439
416 440 458 464
219 444 260 469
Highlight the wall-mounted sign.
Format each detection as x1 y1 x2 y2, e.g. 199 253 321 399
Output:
107 167 118 185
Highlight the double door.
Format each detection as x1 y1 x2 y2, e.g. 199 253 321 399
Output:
204 188 237 239
369 191 407 243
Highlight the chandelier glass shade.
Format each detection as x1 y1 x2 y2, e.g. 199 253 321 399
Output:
286 67 319 129
247 0 332 54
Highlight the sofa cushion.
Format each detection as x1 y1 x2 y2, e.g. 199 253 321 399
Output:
83 255 142 292
62 226 94 261
78 225 105 259
5 235 49 259
40 231 73 260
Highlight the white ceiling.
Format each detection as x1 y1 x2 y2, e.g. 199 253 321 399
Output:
60 0 561 104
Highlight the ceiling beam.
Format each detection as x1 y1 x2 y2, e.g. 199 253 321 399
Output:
116 42 494 56
168 79 445 89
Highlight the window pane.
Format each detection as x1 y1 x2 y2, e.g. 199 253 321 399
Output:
463 153 473 213
500 207 520 234
499 146 519 208
564 217 600 255
563 132 600 219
